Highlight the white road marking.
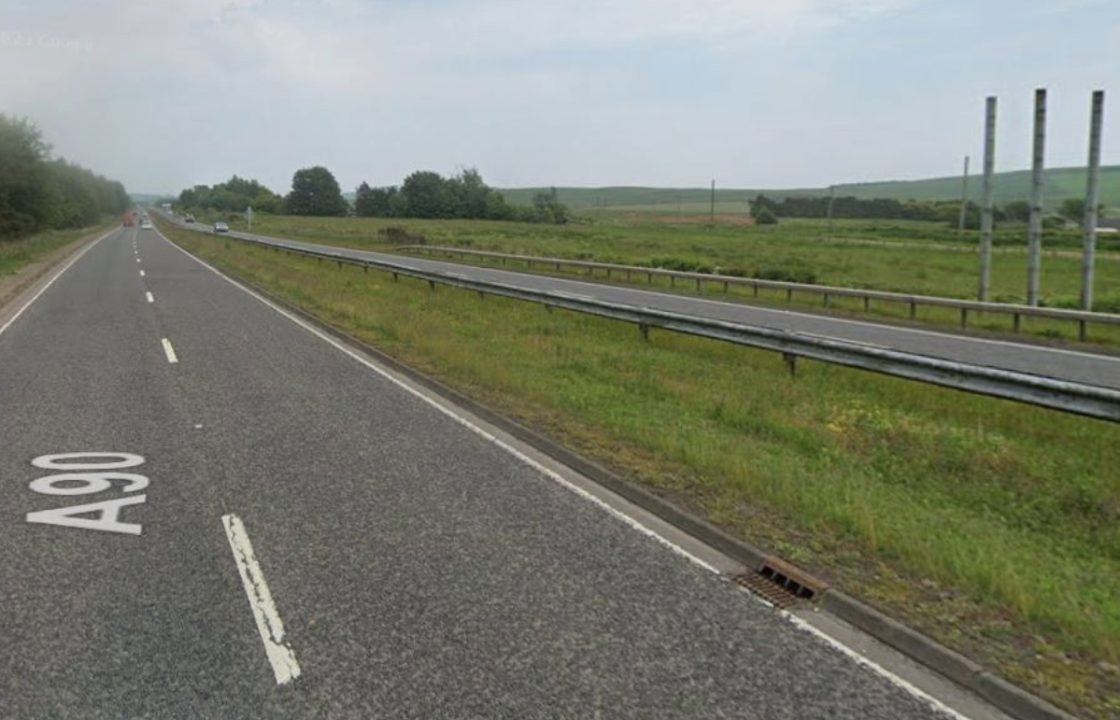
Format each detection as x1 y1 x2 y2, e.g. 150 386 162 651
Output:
136 258 141 264
160 338 178 364
158 228 971 718
0 228 114 339
145 291 154 304
139 270 146 277
221 514 301 685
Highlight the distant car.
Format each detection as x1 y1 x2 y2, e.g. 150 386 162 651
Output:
213 221 229 233
140 220 152 229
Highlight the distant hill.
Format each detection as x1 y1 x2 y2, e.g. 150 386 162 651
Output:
500 165 1120 213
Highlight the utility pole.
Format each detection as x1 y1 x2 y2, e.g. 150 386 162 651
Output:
979 96 996 301
1027 88 1047 307
827 185 835 240
957 155 970 240
1081 90 1105 311
710 179 715 225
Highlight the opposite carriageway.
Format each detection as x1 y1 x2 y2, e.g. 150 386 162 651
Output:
169 218 1120 422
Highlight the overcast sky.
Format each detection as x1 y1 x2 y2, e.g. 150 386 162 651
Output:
2 0 1117 195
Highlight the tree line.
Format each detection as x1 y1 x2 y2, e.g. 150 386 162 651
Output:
1 115 130 240
750 193 1097 228
177 166 570 224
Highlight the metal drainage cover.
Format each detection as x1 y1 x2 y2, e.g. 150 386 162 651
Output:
732 572 804 609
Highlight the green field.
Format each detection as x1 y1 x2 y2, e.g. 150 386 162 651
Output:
207 212 1120 342
500 164 1120 212
160 216 1120 719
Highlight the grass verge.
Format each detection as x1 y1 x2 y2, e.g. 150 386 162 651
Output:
161 219 1120 718
0 222 114 281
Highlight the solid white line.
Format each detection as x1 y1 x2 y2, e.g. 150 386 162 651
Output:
160 338 178 363
0 228 115 339
221 514 301 685
145 291 154 304
156 228 968 718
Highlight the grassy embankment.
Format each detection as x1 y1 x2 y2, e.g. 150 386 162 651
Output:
211 212 1120 345
159 217 1120 719
0 222 115 281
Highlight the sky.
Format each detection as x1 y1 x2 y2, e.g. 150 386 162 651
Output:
2 0 1118 196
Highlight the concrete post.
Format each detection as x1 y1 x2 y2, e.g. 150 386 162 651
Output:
979 97 996 302
957 155 970 240
827 185 835 240
1081 90 1105 311
1027 88 1046 307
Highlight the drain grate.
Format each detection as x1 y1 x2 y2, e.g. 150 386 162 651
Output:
733 571 804 609
733 556 829 609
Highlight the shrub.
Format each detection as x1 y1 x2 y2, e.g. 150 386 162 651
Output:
754 208 778 225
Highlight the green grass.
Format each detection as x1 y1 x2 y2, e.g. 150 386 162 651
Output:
210 212 1120 342
0 222 114 279
500 165 1120 211
162 217 1120 719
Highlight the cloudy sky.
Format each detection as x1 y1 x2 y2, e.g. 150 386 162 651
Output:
2 0 1117 195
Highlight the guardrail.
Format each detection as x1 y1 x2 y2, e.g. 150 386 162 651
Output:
165 219 1120 422
399 245 1120 342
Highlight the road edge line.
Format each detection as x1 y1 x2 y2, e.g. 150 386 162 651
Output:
0 227 116 338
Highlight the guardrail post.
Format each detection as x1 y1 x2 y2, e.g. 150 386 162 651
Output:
670 276 676 288
647 272 653 284
606 268 612 279
627 270 632 281
823 293 830 308
782 353 797 376
723 281 729 293
428 280 436 292
786 288 792 301
1013 313 1021 332
909 301 917 319
639 323 650 341
753 283 759 298
960 308 968 328
1078 319 1087 342
695 278 701 291
392 272 399 282
863 296 870 311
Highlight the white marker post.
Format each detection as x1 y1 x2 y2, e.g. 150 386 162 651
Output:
247 205 254 232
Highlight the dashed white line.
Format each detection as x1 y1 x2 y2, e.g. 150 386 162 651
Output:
145 291 154 304
139 269 146 277
136 258 141 264
221 514 301 685
160 338 178 364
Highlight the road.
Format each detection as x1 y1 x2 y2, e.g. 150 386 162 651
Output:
184 220 1120 391
0 226 999 719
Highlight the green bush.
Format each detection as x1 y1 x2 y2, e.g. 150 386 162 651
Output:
754 208 778 225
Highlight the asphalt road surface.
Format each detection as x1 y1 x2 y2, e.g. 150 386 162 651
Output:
184 220 1120 391
1 226 994 718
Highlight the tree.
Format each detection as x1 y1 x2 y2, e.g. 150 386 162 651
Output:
400 171 452 218
285 166 347 216
0 115 128 239
0 115 54 238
